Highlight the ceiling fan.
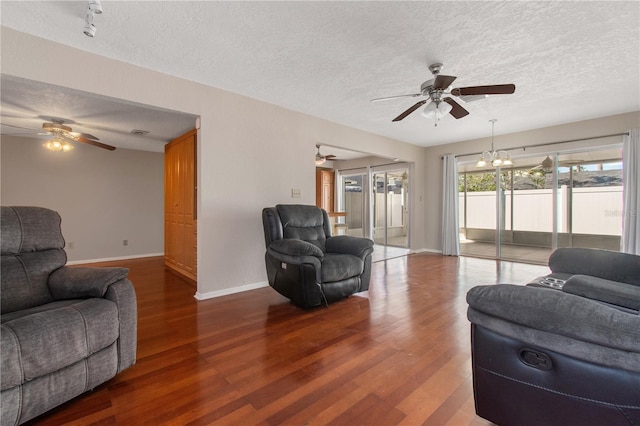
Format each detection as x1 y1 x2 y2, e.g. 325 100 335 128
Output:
315 144 336 165
40 120 115 151
372 63 516 126
2 119 116 151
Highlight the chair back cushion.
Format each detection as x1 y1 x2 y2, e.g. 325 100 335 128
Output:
276 204 330 251
1 207 66 313
549 248 640 286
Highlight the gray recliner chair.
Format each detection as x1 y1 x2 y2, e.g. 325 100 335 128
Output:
1 206 137 425
467 248 640 426
262 204 374 308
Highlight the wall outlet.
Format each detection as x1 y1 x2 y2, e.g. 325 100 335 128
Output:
291 188 301 198
67 241 74 249
123 239 128 246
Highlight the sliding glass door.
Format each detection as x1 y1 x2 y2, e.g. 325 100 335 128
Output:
337 164 410 248
459 147 623 264
339 171 367 237
372 169 409 248
557 152 623 251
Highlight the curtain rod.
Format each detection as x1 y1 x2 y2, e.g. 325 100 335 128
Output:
443 132 629 159
336 161 407 173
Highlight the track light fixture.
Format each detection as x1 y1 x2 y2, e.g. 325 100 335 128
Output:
84 0 102 38
88 0 103 14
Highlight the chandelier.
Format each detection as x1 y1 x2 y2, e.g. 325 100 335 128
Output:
475 119 512 167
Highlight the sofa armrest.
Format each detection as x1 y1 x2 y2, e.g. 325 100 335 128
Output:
269 239 324 258
266 242 322 284
104 278 137 372
267 240 323 267
325 235 374 258
48 266 137 372
48 266 129 300
467 284 640 354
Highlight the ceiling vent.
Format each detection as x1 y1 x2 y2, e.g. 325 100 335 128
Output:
130 129 150 136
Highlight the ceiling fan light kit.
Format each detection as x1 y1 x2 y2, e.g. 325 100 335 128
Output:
373 63 515 126
45 138 74 152
475 119 513 168
421 100 452 126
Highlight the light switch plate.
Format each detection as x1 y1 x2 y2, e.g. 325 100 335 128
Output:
291 188 301 198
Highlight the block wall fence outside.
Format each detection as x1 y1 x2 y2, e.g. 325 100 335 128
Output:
460 186 623 236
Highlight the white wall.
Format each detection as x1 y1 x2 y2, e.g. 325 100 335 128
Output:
425 111 640 251
1 28 425 297
0 135 164 262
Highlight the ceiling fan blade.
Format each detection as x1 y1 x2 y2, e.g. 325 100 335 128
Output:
433 75 457 90
325 155 336 160
443 98 469 119
75 136 116 151
0 123 40 132
69 131 100 141
392 100 427 122
451 84 516 96
371 93 421 102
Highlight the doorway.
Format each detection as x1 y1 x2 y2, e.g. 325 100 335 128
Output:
339 171 368 238
338 166 410 248
373 169 409 248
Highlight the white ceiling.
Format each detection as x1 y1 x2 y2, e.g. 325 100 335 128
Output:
1 1 639 153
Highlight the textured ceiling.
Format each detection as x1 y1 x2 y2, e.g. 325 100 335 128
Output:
0 75 198 152
1 1 639 152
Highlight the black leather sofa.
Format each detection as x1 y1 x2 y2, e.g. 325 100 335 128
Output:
262 204 374 308
467 248 640 426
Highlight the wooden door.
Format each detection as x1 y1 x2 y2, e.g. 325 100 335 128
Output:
316 169 335 213
164 129 197 281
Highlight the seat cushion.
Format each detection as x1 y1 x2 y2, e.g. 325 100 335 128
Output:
321 254 363 283
1 298 119 391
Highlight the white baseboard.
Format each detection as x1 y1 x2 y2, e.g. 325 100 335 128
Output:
194 281 270 301
409 248 442 255
66 253 164 265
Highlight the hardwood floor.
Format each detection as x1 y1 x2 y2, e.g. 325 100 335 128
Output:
28 254 549 425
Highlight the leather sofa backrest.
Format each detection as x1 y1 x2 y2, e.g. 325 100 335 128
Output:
549 248 640 286
1 206 66 314
275 204 331 252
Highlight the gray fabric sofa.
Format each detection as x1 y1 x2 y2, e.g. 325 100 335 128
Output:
262 204 374 308
1 206 137 425
467 248 640 425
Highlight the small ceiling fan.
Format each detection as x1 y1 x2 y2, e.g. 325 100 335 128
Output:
2 119 116 151
40 120 115 151
315 144 336 165
372 63 516 126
